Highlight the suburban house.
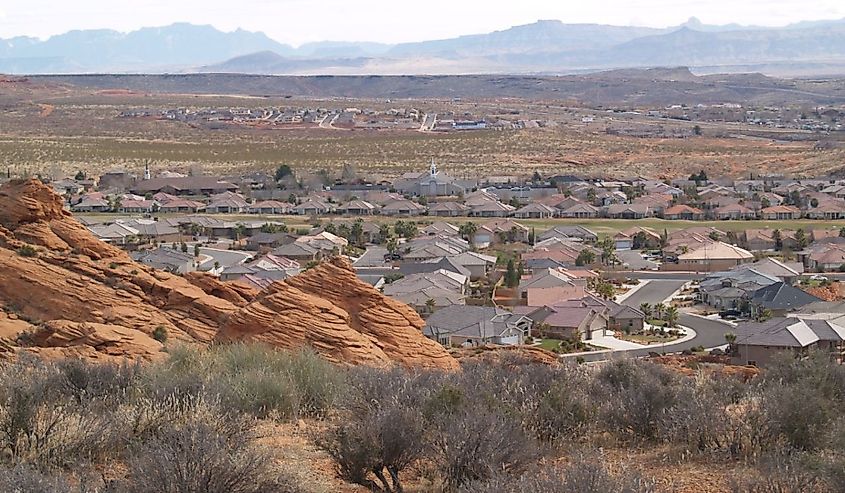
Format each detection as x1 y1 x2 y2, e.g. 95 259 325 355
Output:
249 201 293 215
424 306 532 347
742 229 798 252
220 254 300 286
131 177 238 196
514 203 557 219
381 199 427 217
339 199 378 216
699 269 780 310
204 192 250 214
428 201 471 217
538 225 598 244
527 299 609 341
674 241 754 272
760 205 801 220
712 203 756 220
480 219 530 244
517 268 587 307
748 282 820 317
448 251 498 280
293 199 333 216
383 269 468 313
605 204 652 219
245 232 297 252
131 248 195 274
663 204 704 220
730 317 845 367
423 221 460 237
559 203 600 219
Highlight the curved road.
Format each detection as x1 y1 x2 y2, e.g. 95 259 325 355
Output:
565 280 732 363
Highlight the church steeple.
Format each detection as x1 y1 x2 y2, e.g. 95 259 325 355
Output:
430 158 438 177
143 162 151 180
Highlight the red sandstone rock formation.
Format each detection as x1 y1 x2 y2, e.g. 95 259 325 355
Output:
0 179 457 369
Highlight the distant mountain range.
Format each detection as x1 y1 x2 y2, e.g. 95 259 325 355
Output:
3 18 845 76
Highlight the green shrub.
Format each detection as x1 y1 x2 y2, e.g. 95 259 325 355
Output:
16 244 37 257
152 326 168 343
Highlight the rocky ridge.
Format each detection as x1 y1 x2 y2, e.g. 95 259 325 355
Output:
0 179 457 369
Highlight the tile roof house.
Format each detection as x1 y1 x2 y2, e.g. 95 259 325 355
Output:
205 192 250 214
730 317 845 366
131 177 238 196
427 201 471 217
381 199 427 217
604 204 653 219
422 221 460 237
712 203 756 220
662 204 704 220
761 205 801 220
558 202 600 219
514 203 557 219
538 226 598 244
676 242 754 271
249 200 294 215
517 268 587 307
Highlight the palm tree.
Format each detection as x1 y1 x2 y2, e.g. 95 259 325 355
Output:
653 303 666 321
459 222 478 242
639 302 652 319
425 298 436 314
664 306 679 328
724 332 737 355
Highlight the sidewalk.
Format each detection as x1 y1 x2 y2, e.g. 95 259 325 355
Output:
589 334 646 350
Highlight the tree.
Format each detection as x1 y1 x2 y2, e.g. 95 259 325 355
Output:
597 237 616 265
386 237 400 256
505 259 519 288
193 244 200 258
839 227 845 238
274 164 293 182
459 222 478 242
425 298 436 314
772 229 783 251
232 223 247 241
350 219 365 247
324 223 338 235
663 306 679 328
708 231 722 242
761 196 771 209
595 280 615 300
795 228 809 249
586 188 598 204
632 231 648 250
74 170 86 181
575 249 596 266
287 193 298 204
180 242 188 254
639 303 652 319
528 227 536 246
377 224 391 244
693 125 702 136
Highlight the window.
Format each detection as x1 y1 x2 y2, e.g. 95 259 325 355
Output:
747 360 757 367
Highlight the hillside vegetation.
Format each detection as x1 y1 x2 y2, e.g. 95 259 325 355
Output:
1 346 845 492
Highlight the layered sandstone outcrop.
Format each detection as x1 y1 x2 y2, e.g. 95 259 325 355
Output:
0 179 457 369
218 257 460 370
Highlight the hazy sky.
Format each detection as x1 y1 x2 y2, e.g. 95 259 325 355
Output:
2 0 845 45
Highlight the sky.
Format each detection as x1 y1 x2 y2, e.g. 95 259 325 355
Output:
1 0 845 46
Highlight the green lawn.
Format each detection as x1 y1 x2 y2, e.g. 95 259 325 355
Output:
77 212 845 237
538 339 563 351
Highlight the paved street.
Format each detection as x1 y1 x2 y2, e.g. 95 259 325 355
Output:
563 279 731 363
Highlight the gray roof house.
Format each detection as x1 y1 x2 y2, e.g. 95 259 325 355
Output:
731 317 845 366
424 306 532 347
749 282 821 317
